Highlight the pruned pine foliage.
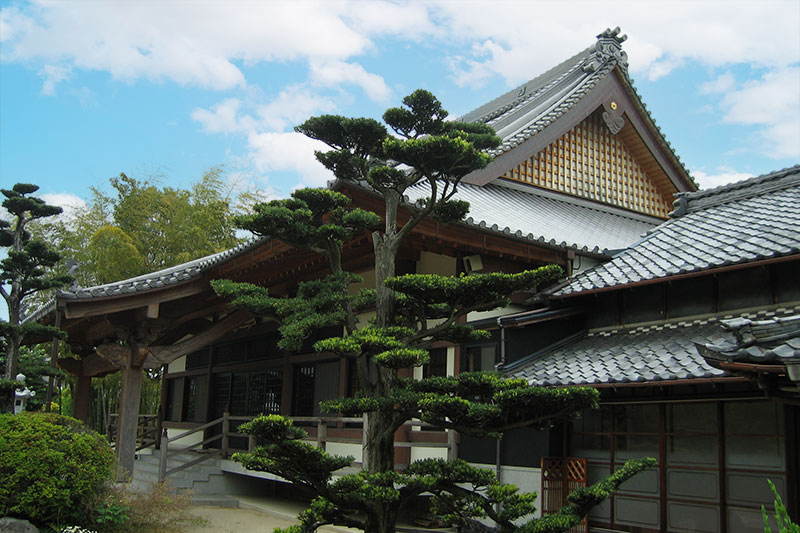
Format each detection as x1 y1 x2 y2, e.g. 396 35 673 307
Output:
213 90 653 532
1 184 72 402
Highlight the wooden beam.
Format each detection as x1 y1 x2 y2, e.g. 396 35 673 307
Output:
63 279 207 319
95 343 133 368
148 309 253 364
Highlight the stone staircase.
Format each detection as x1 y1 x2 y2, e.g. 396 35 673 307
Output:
130 449 239 502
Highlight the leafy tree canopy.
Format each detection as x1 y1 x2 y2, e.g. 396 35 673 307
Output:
36 166 242 288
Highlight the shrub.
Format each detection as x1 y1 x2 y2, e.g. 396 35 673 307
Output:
762 478 799 533
92 482 199 533
0 412 115 528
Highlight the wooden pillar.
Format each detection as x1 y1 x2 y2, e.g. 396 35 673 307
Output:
116 345 144 481
73 374 92 423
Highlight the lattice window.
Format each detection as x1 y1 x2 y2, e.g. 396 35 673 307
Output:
541 456 588 533
502 112 671 218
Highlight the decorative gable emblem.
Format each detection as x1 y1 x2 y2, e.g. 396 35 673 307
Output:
583 27 629 74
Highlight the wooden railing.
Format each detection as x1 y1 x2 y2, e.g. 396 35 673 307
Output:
108 414 160 452
157 412 458 482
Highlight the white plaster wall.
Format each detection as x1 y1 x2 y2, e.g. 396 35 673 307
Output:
168 355 186 374
410 445 448 462
165 427 203 449
349 269 376 293
417 251 457 275
326 442 362 463
468 463 543 518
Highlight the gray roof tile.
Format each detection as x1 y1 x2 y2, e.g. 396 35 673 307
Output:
457 28 694 188
24 237 267 324
508 306 800 387
404 179 657 254
506 320 729 386
698 315 800 365
553 165 800 296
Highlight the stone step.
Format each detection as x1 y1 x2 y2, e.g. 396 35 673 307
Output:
192 494 240 508
134 459 221 477
131 449 236 495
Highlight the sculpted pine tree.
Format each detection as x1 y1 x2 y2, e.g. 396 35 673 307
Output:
1 184 72 412
212 91 653 532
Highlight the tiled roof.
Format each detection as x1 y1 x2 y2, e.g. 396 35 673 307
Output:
698 315 800 365
459 29 625 158
457 27 691 185
404 180 657 254
24 237 265 324
506 306 800 387
506 319 728 386
551 165 800 296
63 237 265 300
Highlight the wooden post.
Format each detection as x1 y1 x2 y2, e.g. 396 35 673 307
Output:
116 345 144 481
447 429 457 461
221 411 230 456
45 309 62 412
72 374 92 423
159 427 168 482
361 413 368 470
316 420 326 450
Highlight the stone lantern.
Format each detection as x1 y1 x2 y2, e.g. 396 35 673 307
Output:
14 373 35 415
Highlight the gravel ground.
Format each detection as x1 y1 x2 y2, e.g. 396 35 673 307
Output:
182 505 297 532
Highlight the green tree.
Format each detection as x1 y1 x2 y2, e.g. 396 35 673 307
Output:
43 166 241 287
213 90 653 532
28 168 241 429
15 344 67 412
1 184 71 412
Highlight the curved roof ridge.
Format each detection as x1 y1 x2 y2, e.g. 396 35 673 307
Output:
58 236 266 300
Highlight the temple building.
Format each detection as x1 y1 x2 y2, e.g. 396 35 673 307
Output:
28 28 798 531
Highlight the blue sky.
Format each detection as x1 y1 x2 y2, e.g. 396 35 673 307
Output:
1 0 799 216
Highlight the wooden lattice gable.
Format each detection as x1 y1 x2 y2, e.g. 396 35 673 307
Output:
462 28 696 219
502 110 674 218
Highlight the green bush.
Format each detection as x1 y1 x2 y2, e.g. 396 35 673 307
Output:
0 412 115 528
763 478 799 533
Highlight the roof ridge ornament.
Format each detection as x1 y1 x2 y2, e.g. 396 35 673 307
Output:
584 27 629 74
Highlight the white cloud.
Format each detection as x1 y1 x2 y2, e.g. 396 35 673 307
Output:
700 72 736 94
247 131 331 188
193 87 337 134
309 60 391 102
191 87 339 192
40 192 87 220
0 1 375 90
0 1 436 96
691 169 753 189
191 98 254 135
38 63 70 95
256 85 337 131
432 1 800 86
719 67 800 158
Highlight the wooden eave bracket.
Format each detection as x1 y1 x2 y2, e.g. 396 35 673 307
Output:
148 309 253 364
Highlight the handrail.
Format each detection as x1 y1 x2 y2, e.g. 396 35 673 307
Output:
156 412 458 482
158 415 225 481
108 414 159 452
